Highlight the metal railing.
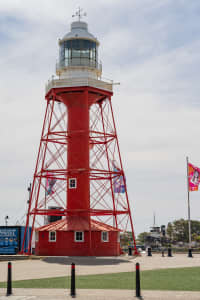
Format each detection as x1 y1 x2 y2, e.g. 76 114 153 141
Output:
45 76 113 94
56 58 102 72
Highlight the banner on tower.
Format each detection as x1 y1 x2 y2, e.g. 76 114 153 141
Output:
188 163 200 191
46 172 57 195
113 163 126 193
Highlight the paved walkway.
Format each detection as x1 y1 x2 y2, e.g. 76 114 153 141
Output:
0 254 200 299
0 289 200 299
0 253 200 281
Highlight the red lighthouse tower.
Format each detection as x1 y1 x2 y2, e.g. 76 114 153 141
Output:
22 13 137 256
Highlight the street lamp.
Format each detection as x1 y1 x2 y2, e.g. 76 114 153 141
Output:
5 215 9 226
27 183 31 204
27 183 32 253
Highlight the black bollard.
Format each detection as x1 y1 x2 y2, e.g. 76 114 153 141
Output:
136 263 141 298
70 263 76 298
162 250 165 257
6 262 12 296
188 248 193 258
147 247 152 256
168 247 172 257
128 247 132 256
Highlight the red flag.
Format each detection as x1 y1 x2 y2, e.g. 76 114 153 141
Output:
188 163 200 191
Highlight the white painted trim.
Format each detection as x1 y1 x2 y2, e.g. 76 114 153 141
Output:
74 231 84 242
46 77 113 95
49 231 56 242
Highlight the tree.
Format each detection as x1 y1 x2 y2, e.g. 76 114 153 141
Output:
173 219 188 242
120 231 132 247
166 219 200 243
166 222 173 240
137 232 149 244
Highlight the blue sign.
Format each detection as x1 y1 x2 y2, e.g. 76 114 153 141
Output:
0 228 19 254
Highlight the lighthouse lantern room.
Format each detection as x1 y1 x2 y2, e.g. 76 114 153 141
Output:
22 11 138 256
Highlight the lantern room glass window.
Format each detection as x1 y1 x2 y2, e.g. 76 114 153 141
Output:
59 39 97 68
49 231 56 242
101 231 109 242
75 231 84 242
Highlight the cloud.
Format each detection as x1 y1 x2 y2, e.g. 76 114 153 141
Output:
0 0 200 235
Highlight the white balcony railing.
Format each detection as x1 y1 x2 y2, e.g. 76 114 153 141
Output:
45 76 113 94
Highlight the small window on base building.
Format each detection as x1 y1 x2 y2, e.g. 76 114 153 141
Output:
49 231 56 242
35 231 39 242
75 231 84 242
101 231 109 242
118 232 120 243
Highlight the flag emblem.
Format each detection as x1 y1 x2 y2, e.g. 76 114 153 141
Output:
46 172 56 195
113 162 126 193
188 163 200 191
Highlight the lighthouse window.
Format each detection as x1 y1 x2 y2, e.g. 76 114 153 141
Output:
65 48 69 59
60 45 65 67
75 231 84 242
72 49 81 57
101 231 109 242
69 178 77 189
81 48 90 58
49 231 56 242
60 39 97 68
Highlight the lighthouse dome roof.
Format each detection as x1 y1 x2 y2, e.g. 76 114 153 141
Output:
60 21 99 44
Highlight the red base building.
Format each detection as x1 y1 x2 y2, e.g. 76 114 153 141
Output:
35 217 120 256
22 14 138 256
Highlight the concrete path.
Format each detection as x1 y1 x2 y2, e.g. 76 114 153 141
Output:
0 254 200 299
0 253 200 281
0 289 200 300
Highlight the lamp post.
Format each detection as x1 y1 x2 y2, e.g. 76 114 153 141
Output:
27 183 31 253
5 215 9 226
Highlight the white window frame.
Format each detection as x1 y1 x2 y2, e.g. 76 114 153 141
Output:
49 231 56 242
101 231 109 242
75 231 84 242
118 232 120 243
35 231 39 242
69 178 77 189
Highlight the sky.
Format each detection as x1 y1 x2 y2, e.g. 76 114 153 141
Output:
1 0 200 236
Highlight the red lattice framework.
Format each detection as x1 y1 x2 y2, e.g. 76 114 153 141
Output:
22 88 137 254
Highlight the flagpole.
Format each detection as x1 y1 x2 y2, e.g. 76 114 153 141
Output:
186 156 192 257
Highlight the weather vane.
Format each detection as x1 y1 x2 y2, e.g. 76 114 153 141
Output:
72 7 87 22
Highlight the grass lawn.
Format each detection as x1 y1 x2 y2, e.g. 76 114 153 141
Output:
0 267 200 290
